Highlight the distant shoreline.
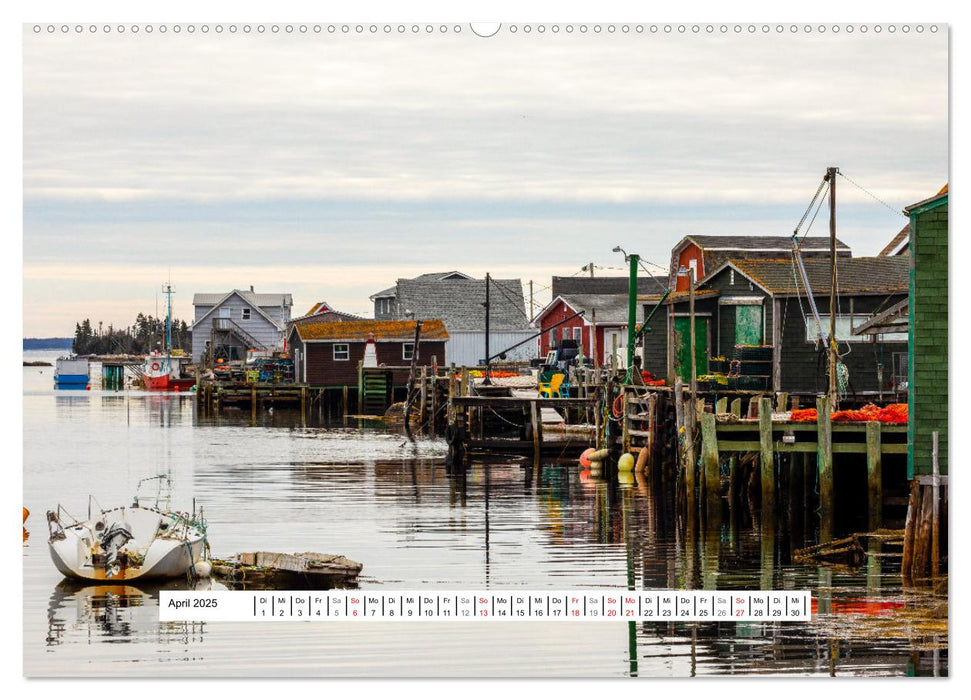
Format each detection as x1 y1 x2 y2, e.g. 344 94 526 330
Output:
23 338 72 351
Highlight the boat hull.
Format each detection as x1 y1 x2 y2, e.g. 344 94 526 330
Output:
48 505 206 582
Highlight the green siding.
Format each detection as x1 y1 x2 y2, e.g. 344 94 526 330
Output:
909 197 948 477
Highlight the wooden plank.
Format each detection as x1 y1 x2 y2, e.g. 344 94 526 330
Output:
715 397 728 414
817 397 833 540
775 392 788 412
701 412 721 511
759 397 775 519
866 421 882 530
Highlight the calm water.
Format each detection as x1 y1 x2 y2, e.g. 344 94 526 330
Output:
23 352 947 677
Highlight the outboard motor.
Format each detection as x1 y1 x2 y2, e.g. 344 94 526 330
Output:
100 521 133 578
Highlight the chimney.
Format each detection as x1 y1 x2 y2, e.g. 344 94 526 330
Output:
250 285 254 292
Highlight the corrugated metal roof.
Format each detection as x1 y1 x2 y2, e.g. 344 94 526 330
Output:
293 318 449 342
727 257 909 295
193 290 293 307
395 277 531 331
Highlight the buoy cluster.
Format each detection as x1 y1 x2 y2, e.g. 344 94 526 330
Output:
578 448 638 487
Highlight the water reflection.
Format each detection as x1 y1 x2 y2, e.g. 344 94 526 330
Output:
23 384 947 676
46 579 211 649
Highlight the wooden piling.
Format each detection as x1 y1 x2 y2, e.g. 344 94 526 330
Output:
775 392 788 412
701 412 720 512
419 366 428 431
300 386 307 423
715 397 727 415
759 397 775 518
730 398 742 418
251 385 257 423
865 421 882 530
932 431 941 579
816 396 834 540
530 400 541 467
901 480 918 585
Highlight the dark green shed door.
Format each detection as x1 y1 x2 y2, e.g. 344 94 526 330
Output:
674 317 708 383
735 305 763 346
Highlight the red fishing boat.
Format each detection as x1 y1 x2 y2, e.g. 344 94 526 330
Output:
142 283 196 392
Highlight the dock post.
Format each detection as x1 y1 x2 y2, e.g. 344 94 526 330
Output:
419 366 428 432
932 431 940 579
730 397 742 418
646 393 656 474
775 392 788 412
715 397 727 414
530 400 541 468
675 379 696 515
865 421 883 530
300 386 307 424
342 385 349 421
816 396 834 541
700 412 720 515
251 385 257 424
759 397 775 519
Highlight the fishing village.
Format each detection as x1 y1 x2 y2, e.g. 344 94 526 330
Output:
30 168 947 635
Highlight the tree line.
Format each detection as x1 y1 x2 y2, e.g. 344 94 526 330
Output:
72 313 191 356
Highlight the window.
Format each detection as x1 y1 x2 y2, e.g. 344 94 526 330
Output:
550 328 558 348
573 327 582 342
402 343 415 361
806 314 907 344
218 307 231 319
333 344 350 361
241 308 251 320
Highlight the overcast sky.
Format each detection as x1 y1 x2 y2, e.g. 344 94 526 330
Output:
22 25 948 336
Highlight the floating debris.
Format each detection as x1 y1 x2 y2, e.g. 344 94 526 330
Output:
211 551 363 589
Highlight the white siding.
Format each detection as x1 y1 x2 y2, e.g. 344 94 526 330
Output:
191 293 286 361
445 330 536 367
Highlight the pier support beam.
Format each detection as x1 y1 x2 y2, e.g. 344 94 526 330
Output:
866 421 883 530
759 397 775 519
816 397 834 541
700 412 720 515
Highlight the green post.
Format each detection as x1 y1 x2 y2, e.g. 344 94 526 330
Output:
626 253 640 380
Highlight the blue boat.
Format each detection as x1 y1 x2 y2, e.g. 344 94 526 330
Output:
54 357 89 390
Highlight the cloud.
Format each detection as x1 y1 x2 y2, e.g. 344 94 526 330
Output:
21 28 947 335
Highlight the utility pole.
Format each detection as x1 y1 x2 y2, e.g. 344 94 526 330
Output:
827 166 839 409
529 280 535 320
483 272 492 385
626 253 640 377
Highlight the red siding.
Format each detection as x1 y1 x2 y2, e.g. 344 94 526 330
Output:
304 340 447 387
675 243 704 292
535 300 626 363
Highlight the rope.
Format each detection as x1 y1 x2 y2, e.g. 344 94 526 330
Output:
793 177 828 239
837 171 908 219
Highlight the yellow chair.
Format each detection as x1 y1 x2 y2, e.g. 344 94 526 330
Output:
539 373 565 398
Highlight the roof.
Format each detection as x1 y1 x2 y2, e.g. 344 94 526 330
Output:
369 271 472 300
878 223 911 257
395 277 531 331
551 275 668 297
191 289 292 330
905 186 948 215
291 318 449 342
721 257 909 296
193 290 293 308
680 235 850 252
540 293 643 325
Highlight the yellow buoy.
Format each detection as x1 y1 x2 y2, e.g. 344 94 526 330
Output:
618 471 635 487
618 453 635 472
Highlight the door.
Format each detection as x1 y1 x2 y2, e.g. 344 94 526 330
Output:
735 305 763 346
674 317 708 383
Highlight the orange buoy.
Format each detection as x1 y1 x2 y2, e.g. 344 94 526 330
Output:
23 507 29 523
579 448 596 467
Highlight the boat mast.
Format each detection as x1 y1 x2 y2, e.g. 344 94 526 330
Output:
827 166 839 409
162 282 174 354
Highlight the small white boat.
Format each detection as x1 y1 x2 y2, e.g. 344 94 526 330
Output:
47 503 207 582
